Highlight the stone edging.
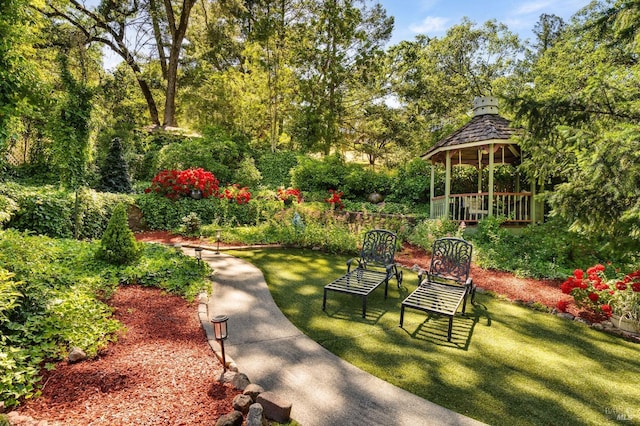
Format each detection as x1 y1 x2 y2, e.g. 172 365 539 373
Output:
197 292 293 425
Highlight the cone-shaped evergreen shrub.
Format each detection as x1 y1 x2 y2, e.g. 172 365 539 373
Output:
96 203 139 265
100 137 132 193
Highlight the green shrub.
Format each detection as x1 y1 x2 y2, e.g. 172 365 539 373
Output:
96 203 140 265
0 229 210 408
388 158 436 205
468 216 604 279
233 157 262 188
257 151 298 187
181 212 202 236
290 154 346 193
135 192 263 230
0 194 18 226
406 218 462 253
342 166 393 199
0 183 130 239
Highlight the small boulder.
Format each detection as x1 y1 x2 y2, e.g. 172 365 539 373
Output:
256 391 292 423
68 347 87 363
215 410 243 426
243 383 265 402
232 394 253 414
231 372 251 390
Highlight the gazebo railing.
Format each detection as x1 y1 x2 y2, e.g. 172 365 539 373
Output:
430 192 533 223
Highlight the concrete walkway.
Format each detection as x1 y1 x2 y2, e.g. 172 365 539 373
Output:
200 249 484 426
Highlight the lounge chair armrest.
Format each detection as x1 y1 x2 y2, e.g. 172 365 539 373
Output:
347 258 363 272
465 277 473 289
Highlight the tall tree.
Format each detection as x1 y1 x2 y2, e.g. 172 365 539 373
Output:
509 1 640 258
0 0 41 169
290 0 393 154
389 20 524 152
40 0 196 127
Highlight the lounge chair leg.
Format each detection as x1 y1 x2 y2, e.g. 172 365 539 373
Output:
362 297 367 318
399 305 405 327
322 289 327 311
447 316 453 341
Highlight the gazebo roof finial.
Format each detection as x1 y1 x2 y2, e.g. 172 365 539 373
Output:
473 96 499 116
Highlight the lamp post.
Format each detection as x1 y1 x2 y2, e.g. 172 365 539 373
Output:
194 246 203 263
211 314 229 371
215 229 222 254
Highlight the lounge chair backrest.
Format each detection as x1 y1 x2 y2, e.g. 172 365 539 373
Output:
360 229 397 267
429 237 472 284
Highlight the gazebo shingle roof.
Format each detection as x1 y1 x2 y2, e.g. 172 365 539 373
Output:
423 113 515 157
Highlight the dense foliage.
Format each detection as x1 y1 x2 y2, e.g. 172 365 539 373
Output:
0 229 209 408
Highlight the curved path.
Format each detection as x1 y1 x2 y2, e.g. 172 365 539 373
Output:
199 249 484 426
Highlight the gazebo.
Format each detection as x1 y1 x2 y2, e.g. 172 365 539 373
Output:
422 97 542 224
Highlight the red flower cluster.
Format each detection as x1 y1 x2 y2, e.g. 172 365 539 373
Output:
560 264 640 319
277 187 302 203
145 168 219 200
325 189 344 210
220 184 252 204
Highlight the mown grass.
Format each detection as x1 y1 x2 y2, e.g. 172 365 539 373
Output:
230 248 640 426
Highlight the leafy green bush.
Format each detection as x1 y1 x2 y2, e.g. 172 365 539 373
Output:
0 183 131 239
257 150 298 187
0 193 18 226
342 166 393 198
96 203 140 265
0 229 210 408
406 218 462 254
290 154 347 193
181 212 202 236
135 192 263 230
387 158 435 205
233 157 262 188
469 216 604 279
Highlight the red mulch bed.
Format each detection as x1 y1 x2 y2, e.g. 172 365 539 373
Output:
10 232 582 425
12 285 241 426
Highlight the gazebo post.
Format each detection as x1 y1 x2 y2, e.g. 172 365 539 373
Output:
488 143 495 217
477 150 483 193
445 151 452 219
430 163 436 219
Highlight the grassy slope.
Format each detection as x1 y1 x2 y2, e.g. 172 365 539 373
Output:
230 248 640 426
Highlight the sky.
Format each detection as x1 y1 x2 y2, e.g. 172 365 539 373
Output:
376 0 593 46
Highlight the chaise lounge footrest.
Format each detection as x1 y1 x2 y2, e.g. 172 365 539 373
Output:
323 268 390 318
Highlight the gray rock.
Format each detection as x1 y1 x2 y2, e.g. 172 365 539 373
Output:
68 347 86 363
231 372 251 390
232 394 253 414
215 410 243 426
256 391 291 423
368 193 384 203
243 383 265 402
557 312 575 320
246 403 267 426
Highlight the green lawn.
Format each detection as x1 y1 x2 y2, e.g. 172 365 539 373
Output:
230 248 640 426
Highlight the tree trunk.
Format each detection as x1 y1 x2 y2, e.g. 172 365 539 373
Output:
162 0 196 127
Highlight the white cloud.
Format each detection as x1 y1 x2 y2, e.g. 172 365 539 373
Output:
409 16 450 34
512 1 553 16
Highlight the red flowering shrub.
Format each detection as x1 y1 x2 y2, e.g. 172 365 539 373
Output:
277 187 302 203
145 168 219 199
325 189 344 210
556 300 569 313
561 264 640 322
220 184 252 204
